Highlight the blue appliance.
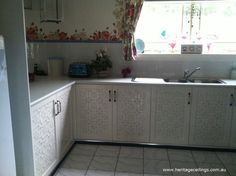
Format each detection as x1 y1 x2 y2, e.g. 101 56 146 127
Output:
68 62 91 77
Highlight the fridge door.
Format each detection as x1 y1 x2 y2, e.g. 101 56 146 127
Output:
0 36 16 176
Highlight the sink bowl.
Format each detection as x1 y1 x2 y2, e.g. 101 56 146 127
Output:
164 78 224 84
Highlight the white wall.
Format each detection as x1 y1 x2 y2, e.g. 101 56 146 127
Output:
0 1 34 175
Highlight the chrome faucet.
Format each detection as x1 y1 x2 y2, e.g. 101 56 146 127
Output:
183 67 201 81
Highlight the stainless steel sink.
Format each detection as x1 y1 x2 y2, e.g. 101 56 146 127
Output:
164 78 224 84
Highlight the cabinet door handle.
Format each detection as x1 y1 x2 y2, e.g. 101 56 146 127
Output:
114 90 117 102
230 94 234 107
109 90 112 102
57 100 62 113
54 101 59 116
188 92 191 105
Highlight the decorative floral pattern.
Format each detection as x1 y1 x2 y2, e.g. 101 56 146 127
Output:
114 0 144 61
26 23 120 41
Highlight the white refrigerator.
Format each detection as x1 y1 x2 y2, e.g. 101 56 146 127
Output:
0 35 16 175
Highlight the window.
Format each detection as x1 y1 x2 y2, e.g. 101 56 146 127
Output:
135 1 236 54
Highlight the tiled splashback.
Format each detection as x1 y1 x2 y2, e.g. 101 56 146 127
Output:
27 42 236 79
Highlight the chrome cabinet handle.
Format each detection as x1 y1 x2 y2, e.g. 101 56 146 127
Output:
109 90 112 102
54 101 59 116
188 92 191 105
57 100 62 113
114 90 117 102
230 94 234 107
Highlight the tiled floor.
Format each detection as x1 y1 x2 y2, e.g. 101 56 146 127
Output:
54 144 236 176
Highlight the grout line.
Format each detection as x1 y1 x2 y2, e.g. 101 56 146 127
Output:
84 145 99 176
215 151 232 176
166 149 174 176
114 145 121 176
190 150 202 176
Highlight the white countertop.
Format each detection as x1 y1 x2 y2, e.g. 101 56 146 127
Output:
30 76 236 105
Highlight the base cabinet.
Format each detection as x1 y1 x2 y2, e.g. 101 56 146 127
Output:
31 86 73 176
75 84 151 142
189 87 234 147
230 89 236 147
150 86 191 145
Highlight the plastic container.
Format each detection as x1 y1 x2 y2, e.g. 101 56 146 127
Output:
48 57 64 77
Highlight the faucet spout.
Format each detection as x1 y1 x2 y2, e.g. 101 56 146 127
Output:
184 67 201 81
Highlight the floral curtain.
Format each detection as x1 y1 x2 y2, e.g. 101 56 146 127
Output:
114 0 144 61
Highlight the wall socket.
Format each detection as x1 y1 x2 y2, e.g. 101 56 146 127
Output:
181 44 203 54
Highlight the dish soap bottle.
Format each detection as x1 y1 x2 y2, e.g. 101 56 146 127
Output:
230 63 236 79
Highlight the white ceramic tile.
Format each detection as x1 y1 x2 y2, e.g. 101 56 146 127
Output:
86 170 115 176
70 144 98 156
61 154 92 170
216 152 236 165
119 147 143 159
144 148 168 160
192 151 221 164
115 172 143 176
54 168 86 176
170 161 200 176
197 162 229 176
168 149 194 162
116 158 143 174
89 156 117 171
144 159 171 175
95 145 120 157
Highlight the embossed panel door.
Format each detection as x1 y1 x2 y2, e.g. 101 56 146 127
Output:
55 86 73 159
113 85 151 142
76 84 113 140
150 86 191 145
31 96 57 176
189 87 234 147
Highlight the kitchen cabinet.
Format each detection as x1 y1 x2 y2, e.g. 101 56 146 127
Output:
55 87 73 159
189 87 234 147
150 86 191 145
113 85 151 142
75 84 113 140
31 86 73 176
75 84 151 142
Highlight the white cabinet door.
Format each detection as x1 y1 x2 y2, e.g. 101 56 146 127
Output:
189 87 234 147
113 85 151 142
151 86 191 145
55 86 73 159
76 84 113 140
31 96 57 176
230 89 236 148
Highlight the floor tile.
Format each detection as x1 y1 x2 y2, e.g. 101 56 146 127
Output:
70 144 98 156
86 170 115 176
119 146 143 159
224 164 236 176
61 154 92 170
116 158 143 174
197 162 229 176
54 168 86 176
144 174 167 176
168 149 194 162
95 145 120 157
170 161 200 176
192 151 221 164
115 172 143 176
216 152 236 165
144 159 172 175
144 148 168 160
89 156 117 171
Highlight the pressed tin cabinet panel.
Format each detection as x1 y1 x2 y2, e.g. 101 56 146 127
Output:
189 87 234 147
151 86 191 145
76 84 113 140
113 85 151 142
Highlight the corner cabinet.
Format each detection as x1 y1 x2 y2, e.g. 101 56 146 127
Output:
150 86 191 145
75 84 151 142
31 86 73 176
189 87 234 147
